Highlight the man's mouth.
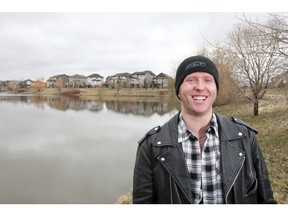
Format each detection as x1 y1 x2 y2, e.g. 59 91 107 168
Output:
192 96 207 102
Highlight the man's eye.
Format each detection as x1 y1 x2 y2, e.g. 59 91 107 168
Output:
187 79 195 82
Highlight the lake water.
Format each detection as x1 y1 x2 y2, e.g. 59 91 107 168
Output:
0 92 178 204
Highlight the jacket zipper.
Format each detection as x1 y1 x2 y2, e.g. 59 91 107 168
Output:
159 145 193 203
225 156 245 203
169 175 173 204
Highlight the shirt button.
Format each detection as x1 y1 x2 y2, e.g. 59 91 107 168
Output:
239 152 243 157
157 141 161 145
154 127 158 131
160 157 165 162
238 132 243 136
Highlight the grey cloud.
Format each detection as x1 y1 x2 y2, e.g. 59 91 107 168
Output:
0 12 240 81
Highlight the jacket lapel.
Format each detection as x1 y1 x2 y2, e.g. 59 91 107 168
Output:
216 114 247 202
153 113 193 203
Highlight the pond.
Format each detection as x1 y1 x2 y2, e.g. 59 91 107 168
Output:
0 93 178 203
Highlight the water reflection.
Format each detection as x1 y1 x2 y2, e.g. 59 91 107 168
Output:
0 93 177 116
0 93 178 203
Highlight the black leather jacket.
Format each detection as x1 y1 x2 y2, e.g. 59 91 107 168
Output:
133 112 276 204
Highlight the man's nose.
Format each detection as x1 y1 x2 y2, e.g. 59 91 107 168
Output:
194 80 205 90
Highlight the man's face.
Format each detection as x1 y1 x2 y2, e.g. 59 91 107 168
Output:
178 72 217 116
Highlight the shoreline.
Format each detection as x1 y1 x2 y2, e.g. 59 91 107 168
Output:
20 87 175 98
2 87 178 102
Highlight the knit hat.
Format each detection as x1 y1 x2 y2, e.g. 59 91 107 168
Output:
175 55 219 97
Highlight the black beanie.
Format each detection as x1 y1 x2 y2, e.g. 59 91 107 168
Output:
175 55 219 97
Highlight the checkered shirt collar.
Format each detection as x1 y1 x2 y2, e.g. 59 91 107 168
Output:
178 112 219 143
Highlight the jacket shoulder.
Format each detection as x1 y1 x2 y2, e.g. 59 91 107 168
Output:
138 125 161 144
231 116 258 134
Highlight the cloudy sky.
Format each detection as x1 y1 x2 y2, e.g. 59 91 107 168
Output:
0 0 284 81
0 12 247 81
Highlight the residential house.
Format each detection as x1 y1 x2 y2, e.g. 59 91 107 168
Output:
129 76 139 87
87 73 104 87
0 80 8 89
131 70 156 88
107 73 131 88
47 74 69 88
6 80 21 90
24 79 33 88
153 73 171 88
69 74 87 88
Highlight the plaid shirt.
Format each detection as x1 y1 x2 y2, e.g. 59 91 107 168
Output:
178 112 224 204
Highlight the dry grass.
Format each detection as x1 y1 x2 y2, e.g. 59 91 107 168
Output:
115 190 133 204
27 87 175 99
214 88 288 204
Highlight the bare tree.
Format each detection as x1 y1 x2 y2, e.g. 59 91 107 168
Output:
241 13 288 99
32 78 46 92
197 46 238 105
226 23 283 115
241 13 288 59
55 78 64 93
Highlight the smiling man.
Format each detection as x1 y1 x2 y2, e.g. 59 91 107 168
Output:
133 55 276 204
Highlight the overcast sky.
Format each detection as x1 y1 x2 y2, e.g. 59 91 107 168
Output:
0 12 262 81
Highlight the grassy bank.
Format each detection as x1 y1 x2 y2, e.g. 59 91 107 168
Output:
117 88 288 204
214 88 288 204
27 87 175 99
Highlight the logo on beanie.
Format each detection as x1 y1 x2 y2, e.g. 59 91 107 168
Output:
185 61 206 70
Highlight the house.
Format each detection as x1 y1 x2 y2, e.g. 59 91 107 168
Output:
24 79 33 88
106 71 156 88
69 74 87 88
107 73 131 88
5 80 21 90
47 74 69 88
0 80 9 89
87 73 104 87
131 70 156 88
153 73 171 88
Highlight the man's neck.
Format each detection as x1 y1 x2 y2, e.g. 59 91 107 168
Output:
181 111 213 138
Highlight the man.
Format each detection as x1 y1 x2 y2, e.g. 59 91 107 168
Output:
132 55 276 204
